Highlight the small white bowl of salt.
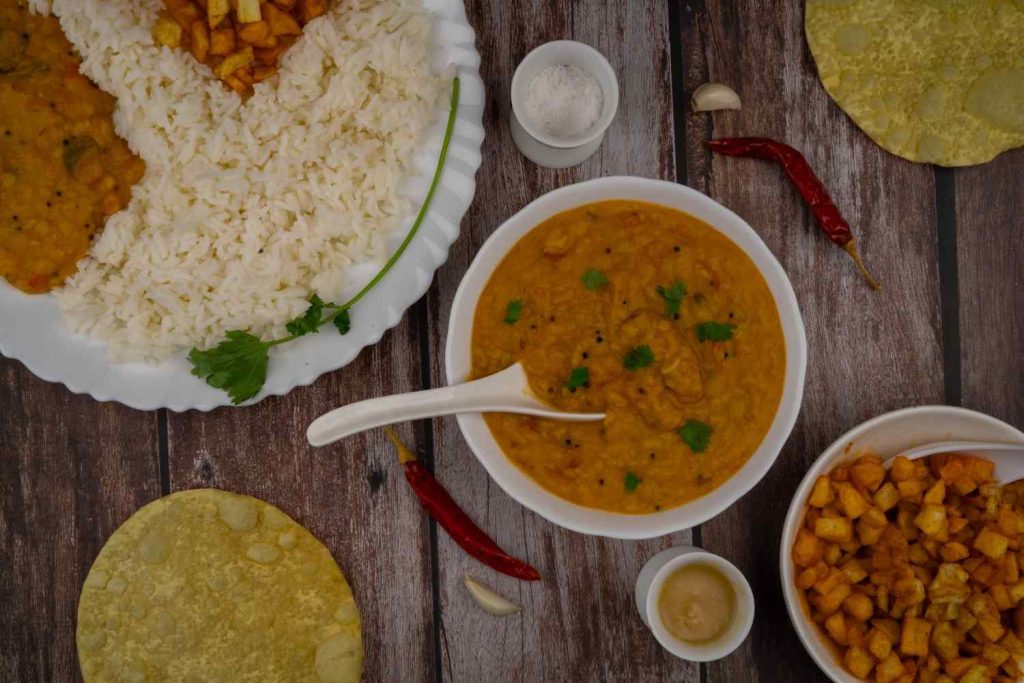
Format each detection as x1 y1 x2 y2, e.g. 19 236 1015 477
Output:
510 40 619 168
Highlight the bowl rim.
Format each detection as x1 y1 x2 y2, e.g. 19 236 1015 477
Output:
778 405 1024 682
444 175 808 539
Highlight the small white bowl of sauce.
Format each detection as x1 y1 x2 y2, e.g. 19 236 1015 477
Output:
635 546 754 662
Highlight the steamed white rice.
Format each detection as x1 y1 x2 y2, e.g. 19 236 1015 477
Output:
30 0 443 361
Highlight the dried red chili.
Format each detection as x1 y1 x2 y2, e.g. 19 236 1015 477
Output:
705 137 881 290
384 428 541 582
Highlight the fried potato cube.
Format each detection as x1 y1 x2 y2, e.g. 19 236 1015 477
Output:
1005 553 1019 584
298 0 328 23
236 0 262 23
815 582 853 615
210 27 236 55
997 508 1019 537
958 664 992 683
214 46 254 79
940 541 970 563
814 568 846 595
852 456 887 491
838 483 871 519
844 592 874 621
793 529 823 568
952 477 979 496
844 645 876 679
237 20 270 44
274 0 296 8
809 475 834 508
900 617 933 657
868 627 894 660
858 518 886 545
875 482 901 512
931 621 959 661
991 584 1012 611
825 611 847 645
963 456 996 484
891 456 916 482
263 1 301 35
875 652 907 683
967 593 1005 641
824 542 843 565
1007 579 1024 604
191 20 211 62
154 12 184 47
982 642 1010 667
208 0 230 27
171 2 203 29
252 64 277 82
223 72 247 93
930 564 971 605
898 479 925 502
815 517 853 543
916 504 948 537
873 618 902 642
894 577 927 606
975 527 1010 561
924 480 946 505
841 558 869 584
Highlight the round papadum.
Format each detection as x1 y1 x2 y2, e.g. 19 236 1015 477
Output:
76 489 362 682
806 0 1024 166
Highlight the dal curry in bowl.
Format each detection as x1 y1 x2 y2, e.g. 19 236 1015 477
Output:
446 176 807 539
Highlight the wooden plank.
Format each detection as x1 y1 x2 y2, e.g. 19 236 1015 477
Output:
164 312 435 683
679 1 945 680
0 361 160 682
426 1 695 681
955 149 1024 430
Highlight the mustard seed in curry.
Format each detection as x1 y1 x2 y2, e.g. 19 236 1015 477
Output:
471 200 786 514
0 0 144 293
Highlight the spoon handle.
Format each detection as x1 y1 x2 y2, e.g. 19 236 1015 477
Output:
307 365 524 447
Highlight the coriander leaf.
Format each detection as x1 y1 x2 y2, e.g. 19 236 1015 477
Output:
285 294 325 337
623 345 654 371
696 321 735 342
657 281 687 317
564 366 589 392
625 471 641 492
333 309 351 335
581 269 609 291
188 331 270 405
63 135 98 173
503 299 523 325
677 419 712 453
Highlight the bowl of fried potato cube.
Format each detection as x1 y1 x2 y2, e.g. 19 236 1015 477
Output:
153 0 329 94
781 406 1024 683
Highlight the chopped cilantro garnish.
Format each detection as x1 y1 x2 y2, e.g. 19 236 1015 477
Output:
581 269 609 291
656 281 686 317
188 331 270 405
285 294 325 337
625 471 641 492
564 366 590 392
503 299 523 325
678 420 712 453
623 345 654 371
696 321 735 342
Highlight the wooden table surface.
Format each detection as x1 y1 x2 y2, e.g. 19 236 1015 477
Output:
2 1 1022 681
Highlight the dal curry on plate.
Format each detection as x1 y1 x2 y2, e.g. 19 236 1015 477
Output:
471 200 786 515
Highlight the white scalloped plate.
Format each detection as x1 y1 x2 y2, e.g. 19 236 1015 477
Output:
0 0 483 411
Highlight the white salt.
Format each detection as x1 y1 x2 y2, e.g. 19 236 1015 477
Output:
522 64 603 139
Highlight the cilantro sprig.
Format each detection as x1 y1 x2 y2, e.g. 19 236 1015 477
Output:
696 321 735 342
189 77 461 404
581 269 609 291
657 281 686 317
503 299 523 325
624 471 641 492
564 366 590 392
678 419 712 453
623 345 654 371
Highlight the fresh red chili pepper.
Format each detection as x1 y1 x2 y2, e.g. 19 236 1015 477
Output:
384 428 541 582
706 137 881 290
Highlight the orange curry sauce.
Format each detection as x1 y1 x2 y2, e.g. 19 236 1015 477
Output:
0 0 143 293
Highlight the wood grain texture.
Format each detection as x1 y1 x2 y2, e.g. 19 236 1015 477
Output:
954 149 1024 430
679 2 945 680
0 360 160 682
424 1 697 681
164 311 436 683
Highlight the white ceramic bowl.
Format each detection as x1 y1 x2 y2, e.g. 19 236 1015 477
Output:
780 405 1024 683
509 40 618 168
444 176 808 539
634 546 755 662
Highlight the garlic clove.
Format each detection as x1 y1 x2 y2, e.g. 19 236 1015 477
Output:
463 575 521 616
691 83 742 112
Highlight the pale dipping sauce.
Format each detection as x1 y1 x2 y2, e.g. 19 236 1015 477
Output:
657 563 735 644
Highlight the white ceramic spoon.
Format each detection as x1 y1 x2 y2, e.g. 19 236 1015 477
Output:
889 440 1024 484
306 362 605 447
